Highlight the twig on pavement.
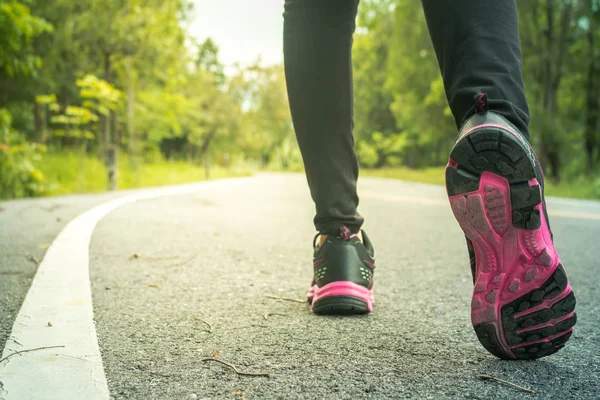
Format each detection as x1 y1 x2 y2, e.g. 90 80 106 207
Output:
150 370 173 378
129 253 179 262
478 375 536 395
40 204 64 212
263 312 287 320
0 345 65 364
202 358 269 377
165 253 198 268
195 317 213 333
27 255 40 265
265 295 305 303
56 353 93 362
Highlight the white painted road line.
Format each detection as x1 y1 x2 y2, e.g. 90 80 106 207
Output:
0 178 249 400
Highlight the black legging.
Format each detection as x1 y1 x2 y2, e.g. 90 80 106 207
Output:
283 0 529 235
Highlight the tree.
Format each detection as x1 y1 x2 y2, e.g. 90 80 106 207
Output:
582 0 600 171
230 63 294 168
196 38 225 88
353 0 398 167
385 0 454 167
0 0 52 143
519 0 577 181
0 1 51 79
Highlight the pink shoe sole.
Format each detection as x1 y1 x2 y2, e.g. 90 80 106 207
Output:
308 281 374 315
446 123 576 360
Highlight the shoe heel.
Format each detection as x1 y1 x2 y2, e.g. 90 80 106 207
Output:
311 281 373 315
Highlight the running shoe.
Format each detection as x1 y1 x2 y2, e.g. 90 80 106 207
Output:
445 94 576 360
307 226 375 315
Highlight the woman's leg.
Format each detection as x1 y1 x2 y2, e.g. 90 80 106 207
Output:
422 0 576 360
284 0 376 315
421 0 530 138
283 0 363 236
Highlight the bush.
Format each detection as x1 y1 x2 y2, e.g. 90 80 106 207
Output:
593 177 600 199
357 140 379 167
0 109 46 199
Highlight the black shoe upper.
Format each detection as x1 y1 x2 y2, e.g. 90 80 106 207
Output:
312 226 375 289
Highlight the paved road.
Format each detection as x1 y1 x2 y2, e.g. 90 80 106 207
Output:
1 174 599 399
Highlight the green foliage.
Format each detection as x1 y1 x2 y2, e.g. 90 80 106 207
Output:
42 75 120 141
0 109 46 198
353 0 397 150
196 38 226 87
77 74 122 115
0 1 52 76
517 0 600 180
136 88 189 142
353 0 456 168
39 150 251 196
0 0 598 199
354 0 600 186
384 0 455 167
357 141 379 168
357 131 410 167
229 64 295 167
0 0 301 196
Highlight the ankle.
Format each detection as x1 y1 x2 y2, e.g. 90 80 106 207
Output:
319 231 363 247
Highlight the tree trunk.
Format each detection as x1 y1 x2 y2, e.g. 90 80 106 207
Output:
546 150 561 181
33 102 46 143
542 0 554 111
104 109 110 153
106 144 118 191
126 55 136 169
434 139 443 165
105 111 118 191
538 0 573 182
204 150 211 179
64 100 71 148
187 143 193 162
200 129 217 180
103 53 118 191
584 5 599 172
405 146 418 168
114 110 120 146
280 149 289 169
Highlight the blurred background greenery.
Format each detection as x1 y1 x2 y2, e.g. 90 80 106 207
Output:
0 0 599 200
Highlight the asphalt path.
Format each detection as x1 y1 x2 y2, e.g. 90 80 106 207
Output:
1 173 599 399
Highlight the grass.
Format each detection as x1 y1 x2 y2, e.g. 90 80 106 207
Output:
37 151 600 200
544 176 600 200
362 166 600 200
362 166 446 185
40 151 107 195
39 151 252 197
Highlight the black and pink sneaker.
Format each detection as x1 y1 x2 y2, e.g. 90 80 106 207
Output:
446 94 576 360
307 226 375 315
